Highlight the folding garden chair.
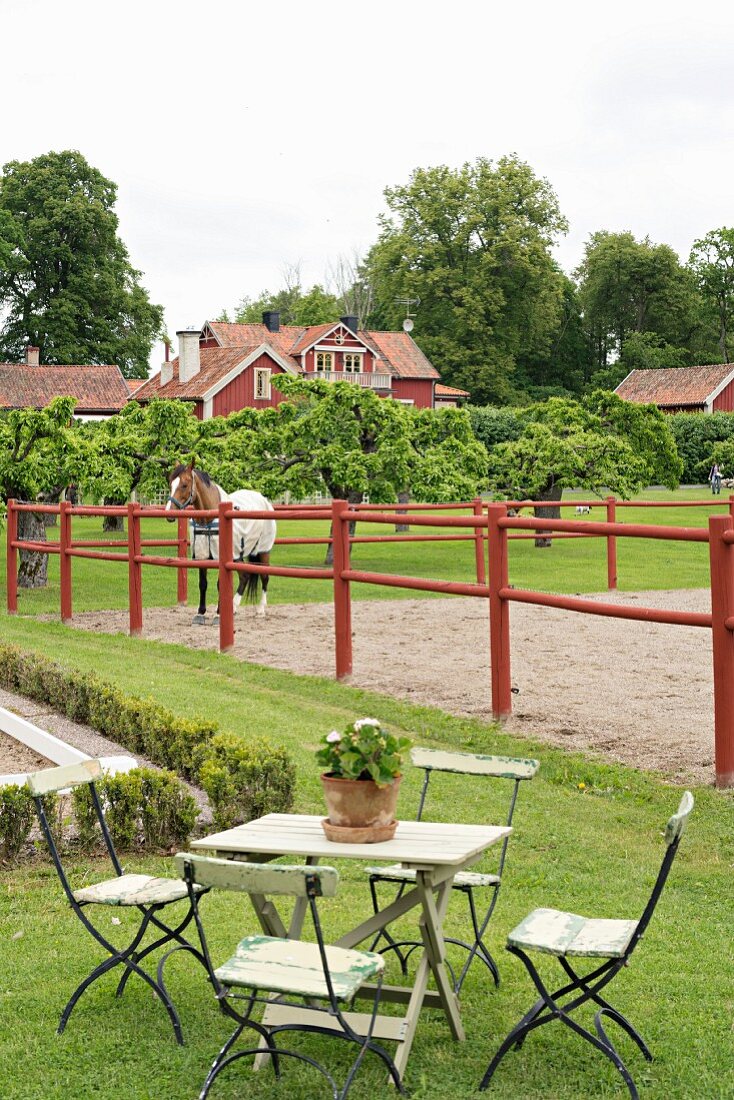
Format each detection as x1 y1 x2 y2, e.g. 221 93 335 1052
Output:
172 852 406 1100
27 758 208 1044
479 790 694 1099
366 747 539 992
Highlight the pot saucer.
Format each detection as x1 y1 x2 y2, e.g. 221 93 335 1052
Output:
321 818 397 843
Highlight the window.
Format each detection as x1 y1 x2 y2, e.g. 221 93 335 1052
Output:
254 367 271 399
316 352 333 373
343 353 363 373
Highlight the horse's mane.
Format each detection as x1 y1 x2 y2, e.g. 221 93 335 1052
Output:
171 464 212 486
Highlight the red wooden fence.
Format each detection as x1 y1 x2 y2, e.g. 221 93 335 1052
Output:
6 495 734 788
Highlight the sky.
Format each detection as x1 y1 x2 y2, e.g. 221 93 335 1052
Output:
3 0 734 372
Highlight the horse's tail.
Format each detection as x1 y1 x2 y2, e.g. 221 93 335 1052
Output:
245 553 262 603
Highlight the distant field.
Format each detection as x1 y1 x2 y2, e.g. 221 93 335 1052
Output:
3 487 729 617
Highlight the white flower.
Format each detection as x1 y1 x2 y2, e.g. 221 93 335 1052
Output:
326 730 342 743
354 717 380 731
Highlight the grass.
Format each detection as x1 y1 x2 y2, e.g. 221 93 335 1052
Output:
1 487 731 1098
1 620 733 1099
5 487 732 618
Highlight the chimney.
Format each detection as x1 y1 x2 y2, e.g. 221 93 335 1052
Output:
262 310 280 333
176 328 201 383
25 345 40 366
340 315 358 335
160 360 173 386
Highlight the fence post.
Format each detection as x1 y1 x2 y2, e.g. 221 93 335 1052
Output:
487 503 512 718
473 499 486 586
7 499 17 614
127 502 143 637
332 499 353 679
728 494 734 520
177 514 188 606
59 500 72 623
218 500 235 653
606 496 617 590
708 514 734 788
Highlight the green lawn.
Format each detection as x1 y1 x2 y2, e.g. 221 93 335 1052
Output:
0 621 732 1099
5 487 731 618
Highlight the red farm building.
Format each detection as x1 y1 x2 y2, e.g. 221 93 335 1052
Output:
0 345 132 419
133 313 442 418
616 363 734 413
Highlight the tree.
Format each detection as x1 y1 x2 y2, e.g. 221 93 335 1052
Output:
485 391 682 545
326 250 374 329
587 331 689 392
232 261 342 327
576 232 700 372
689 229 734 362
364 155 569 405
0 150 163 377
0 397 85 586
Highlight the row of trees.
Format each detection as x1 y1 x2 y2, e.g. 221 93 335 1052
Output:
4 381 682 587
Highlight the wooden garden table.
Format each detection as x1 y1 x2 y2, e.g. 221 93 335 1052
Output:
192 812 511 1078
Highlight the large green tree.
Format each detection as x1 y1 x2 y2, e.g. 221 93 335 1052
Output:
689 228 734 363
576 232 701 372
0 150 163 377
364 155 569 405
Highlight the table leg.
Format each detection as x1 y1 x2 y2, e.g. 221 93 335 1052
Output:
415 872 464 1042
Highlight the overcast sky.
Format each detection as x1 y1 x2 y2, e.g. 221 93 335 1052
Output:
4 0 734 370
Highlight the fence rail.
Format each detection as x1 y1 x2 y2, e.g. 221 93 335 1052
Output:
7 495 734 788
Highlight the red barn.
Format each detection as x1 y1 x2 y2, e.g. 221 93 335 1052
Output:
0 345 131 419
616 364 734 413
133 313 441 417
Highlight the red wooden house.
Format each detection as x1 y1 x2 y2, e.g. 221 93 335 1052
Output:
616 364 734 413
0 345 131 419
133 313 441 418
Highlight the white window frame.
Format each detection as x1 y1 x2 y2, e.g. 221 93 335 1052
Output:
316 352 333 373
254 367 271 399
343 352 363 373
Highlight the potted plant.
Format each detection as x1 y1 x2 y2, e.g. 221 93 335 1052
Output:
316 718 411 842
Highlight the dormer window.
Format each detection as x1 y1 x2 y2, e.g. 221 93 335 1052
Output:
316 352 333 373
343 353 362 373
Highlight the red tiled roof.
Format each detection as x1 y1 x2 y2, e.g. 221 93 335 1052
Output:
0 364 130 412
616 365 734 407
127 378 147 396
364 331 440 379
133 346 261 402
207 322 304 367
435 383 470 398
289 322 337 354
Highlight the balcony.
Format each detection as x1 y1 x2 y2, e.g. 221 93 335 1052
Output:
302 370 392 390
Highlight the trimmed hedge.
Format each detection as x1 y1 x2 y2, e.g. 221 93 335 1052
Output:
71 768 198 853
0 643 296 845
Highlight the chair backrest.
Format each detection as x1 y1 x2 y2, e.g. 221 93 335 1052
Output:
630 791 694 953
26 758 123 897
409 747 539 880
175 853 339 898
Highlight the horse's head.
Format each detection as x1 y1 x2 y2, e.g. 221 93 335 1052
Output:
166 463 197 521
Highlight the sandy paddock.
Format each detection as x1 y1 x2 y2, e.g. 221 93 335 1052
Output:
50 588 717 786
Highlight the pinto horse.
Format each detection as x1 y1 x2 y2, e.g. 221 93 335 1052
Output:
165 464 276 624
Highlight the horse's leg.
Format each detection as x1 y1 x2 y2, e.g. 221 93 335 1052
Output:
192 567 208 625
212 580 221 626
256 552 270 617
233 572 248 615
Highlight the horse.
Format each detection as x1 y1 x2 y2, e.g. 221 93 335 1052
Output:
165 464 276 625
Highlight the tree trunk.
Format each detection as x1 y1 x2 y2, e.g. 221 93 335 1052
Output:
395 489 410 533
102 514 125 533
17 510 48 588
533 483 563 549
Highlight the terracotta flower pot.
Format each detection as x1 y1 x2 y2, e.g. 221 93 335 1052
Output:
320 773 401 842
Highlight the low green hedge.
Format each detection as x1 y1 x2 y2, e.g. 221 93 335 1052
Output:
71 768 198 852
0 644 296 853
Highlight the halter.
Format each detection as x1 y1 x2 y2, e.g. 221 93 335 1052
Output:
168 469 197 510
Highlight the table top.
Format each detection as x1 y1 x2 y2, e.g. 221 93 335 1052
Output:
192 813 511 867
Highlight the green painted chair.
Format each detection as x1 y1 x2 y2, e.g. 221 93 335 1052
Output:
366 747 539 992
173 853 406 1100
479 791 694 1099
27 759 208 1044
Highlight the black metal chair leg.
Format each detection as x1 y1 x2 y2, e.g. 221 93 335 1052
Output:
596 1007 653 1062
560 1012 639 1100
116 905 205 997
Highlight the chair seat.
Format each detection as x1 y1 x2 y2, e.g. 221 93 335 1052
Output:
73 873 206 907
215 934 384 1001
366 864 500 889
508 907 638 959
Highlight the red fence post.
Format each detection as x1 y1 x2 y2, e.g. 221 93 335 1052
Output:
473 498 486 586
487 503 512 718
218 500 235 653
728 494 734 520
708 514 734 788
177 515 188 606
332 499 353 679
6 499 17 614
59 500 72 623
606 496 617 590
127 502 143 637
